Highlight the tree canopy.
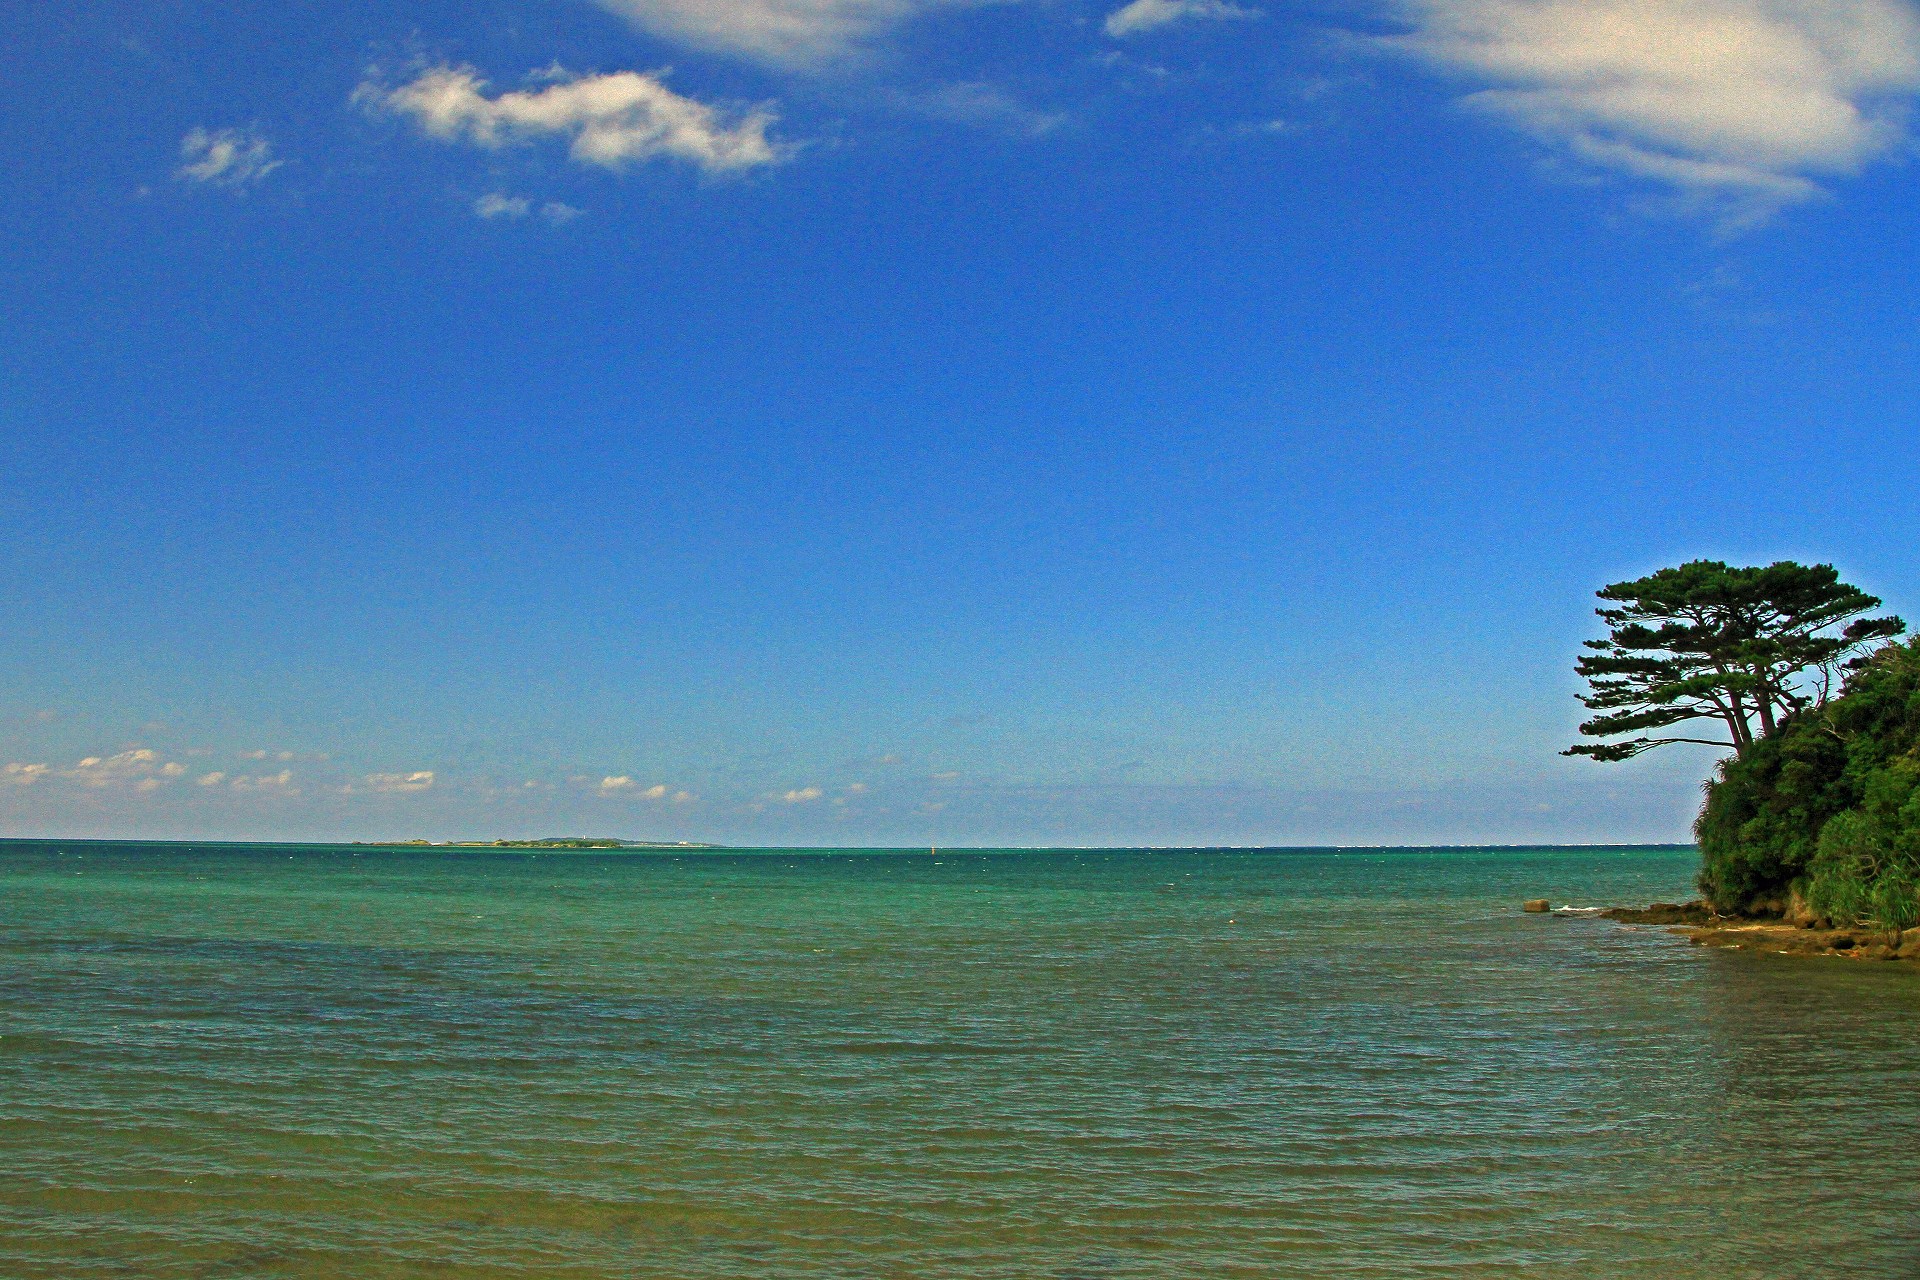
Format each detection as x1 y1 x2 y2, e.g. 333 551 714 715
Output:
1566 560 1903 762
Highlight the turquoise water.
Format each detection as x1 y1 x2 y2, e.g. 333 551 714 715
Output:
1 842 1916 1278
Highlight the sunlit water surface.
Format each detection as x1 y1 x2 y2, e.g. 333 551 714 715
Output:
2 843 1916 1278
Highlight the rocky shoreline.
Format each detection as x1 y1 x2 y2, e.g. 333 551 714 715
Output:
1526 899 1920 964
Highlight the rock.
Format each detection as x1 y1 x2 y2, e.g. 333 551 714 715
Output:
1602 901 1713 925
1830 934 1856 950
1900 928 1920 959
1523 899 1551 913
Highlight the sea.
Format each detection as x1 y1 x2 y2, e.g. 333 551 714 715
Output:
1 841 1916 1278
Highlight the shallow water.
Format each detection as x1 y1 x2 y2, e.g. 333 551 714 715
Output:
1 842 1915 1278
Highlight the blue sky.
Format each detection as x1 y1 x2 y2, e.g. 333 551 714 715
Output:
2 0 1916 844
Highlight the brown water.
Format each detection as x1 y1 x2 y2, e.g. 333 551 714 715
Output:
1 842 1916 1277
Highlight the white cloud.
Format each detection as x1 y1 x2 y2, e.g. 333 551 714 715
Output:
197 771 227 787
591 0 972 66
600 775 637 792
357 66 782 173
541 201 586 223
474 192 532 219
1104 0 1259 37
176 126 282 187
641 784 671 799
1392 0 1920 220
4 763 49 786
782 785 825 803
366 771 436 793
673 789 696 803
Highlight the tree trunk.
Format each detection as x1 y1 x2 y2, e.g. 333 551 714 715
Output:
1725 691 1753 755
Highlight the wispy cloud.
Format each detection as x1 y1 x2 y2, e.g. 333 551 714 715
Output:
781 785 824 803
357 65 782 173
230 769 296 793
176 126 283 187
474 193 589 223
474 192 532 219
366 771 435 793
598 776 686 798
5 748 196 792
68 749 167 788
1390 0 1920 222
1104 0 1260 38
910 82 1068 135
590 0 971 67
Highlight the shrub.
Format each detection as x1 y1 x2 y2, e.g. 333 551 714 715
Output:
1696 639 1920 913
1801 761 1920 929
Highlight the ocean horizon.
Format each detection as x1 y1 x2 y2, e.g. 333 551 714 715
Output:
0 837 1703 852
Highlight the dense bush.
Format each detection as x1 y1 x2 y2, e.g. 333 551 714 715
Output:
1695 639 1920 923
1804 764 1920 931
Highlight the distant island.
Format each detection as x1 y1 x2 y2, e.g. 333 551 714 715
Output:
355 836 717 850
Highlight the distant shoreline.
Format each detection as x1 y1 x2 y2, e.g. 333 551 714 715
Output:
350 838 717 850
0 837 1695 854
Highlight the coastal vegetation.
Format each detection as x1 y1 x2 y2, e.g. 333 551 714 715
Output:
1570 560 1917 929
358 837 713 849
1696 638 1920 928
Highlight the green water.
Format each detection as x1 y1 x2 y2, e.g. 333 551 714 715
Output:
1 842 1916 1278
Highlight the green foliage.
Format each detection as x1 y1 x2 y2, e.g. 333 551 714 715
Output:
1568 560 1902 761
1803 762 1920 930
1695 638 1920 915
